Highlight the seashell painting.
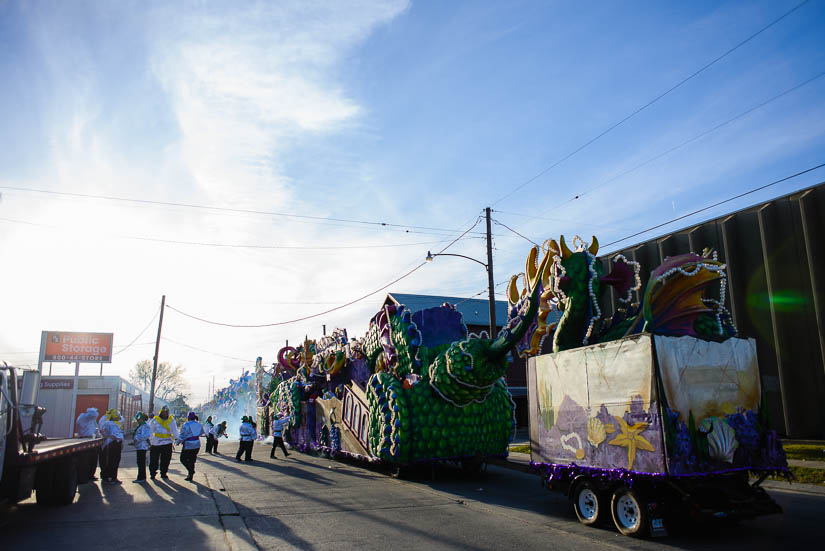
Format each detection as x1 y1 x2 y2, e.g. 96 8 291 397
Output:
700 416 739 463
587 417 606 447
560 432 584 459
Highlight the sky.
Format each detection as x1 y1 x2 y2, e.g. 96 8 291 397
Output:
1 0 824 405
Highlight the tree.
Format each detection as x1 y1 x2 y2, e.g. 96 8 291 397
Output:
129 359 190 401
167 394 191 421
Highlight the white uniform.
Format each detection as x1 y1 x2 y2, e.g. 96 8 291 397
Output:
133 423 151 451
149 416 179 446
75 408 99 437
100 419 124 448
239 422 257 441
272 416 292 438
177 421 204 450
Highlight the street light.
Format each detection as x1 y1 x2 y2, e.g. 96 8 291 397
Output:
425 250 497 338
426 251 488 269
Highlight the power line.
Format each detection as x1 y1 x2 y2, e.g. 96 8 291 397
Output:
0 185 488 236
551 69 825 211
451 289 491 307
601 162 825 249
488 0 812 207
0 216 482 250
165 217 484 328
492 219 539 246
113 306 161 356
161 337 254 363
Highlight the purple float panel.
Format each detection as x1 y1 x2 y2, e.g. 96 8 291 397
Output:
412 306 467 349
528 334 666 474
527 334 788 479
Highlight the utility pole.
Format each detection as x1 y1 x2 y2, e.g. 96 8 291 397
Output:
148 295 166 416
485 207 496 338
323 324 326 336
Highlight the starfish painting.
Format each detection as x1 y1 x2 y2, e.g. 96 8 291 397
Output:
608 415 655 470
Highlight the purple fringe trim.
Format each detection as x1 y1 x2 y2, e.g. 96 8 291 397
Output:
529 461 792 486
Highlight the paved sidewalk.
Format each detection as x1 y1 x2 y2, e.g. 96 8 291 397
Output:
0 448 255 551
788 458 825 469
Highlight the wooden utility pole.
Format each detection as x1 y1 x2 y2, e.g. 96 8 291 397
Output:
148 295 166 416
485 207 496 338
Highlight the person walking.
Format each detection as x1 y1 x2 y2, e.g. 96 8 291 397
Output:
149 405 179 480
177 412 204 482
235 416 257 462
210 421 228 454
99 409 124 484
204 416 215 454
132 412 151 483
269 413 293 459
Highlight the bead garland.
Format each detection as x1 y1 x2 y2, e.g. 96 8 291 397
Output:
582 249 601 345
653 254 732 336
610 253 642 304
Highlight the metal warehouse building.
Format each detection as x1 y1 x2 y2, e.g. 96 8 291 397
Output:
598 181 825 439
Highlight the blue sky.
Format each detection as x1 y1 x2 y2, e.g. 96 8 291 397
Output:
1 0 823 402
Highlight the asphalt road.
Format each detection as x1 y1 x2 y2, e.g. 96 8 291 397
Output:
1 442 823 550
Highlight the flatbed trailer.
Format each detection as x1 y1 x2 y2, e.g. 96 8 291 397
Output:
525 334 786 537
1 364 103 506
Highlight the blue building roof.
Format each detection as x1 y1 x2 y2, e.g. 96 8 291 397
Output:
384 293 509 330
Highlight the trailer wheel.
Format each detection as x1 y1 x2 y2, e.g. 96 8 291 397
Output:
573 480 604 526
35 463 56 506
53 458 79 506
611 487 648 537
460 457 485 477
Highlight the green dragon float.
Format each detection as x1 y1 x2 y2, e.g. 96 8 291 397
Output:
266 281 540 465
504 234 736 358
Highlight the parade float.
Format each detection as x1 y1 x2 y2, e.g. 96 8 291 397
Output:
507 235 787 537
267 286 541 472
201 368 257 438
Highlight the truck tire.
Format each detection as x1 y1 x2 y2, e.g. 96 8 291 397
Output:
53 458 79 506
573 480 604 526
76 450 94 484
35 463 56 506
611 487 649 537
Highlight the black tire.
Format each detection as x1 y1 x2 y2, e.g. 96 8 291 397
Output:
76 450 93 484
390 464 408 479
53 458 79 506
573 480 604 526
460 457 485 477
611 486 649 537
35 463 56 506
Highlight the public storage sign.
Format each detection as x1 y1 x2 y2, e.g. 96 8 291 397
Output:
42 331 114 363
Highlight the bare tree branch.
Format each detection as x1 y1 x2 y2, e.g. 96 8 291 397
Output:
129 359 189 400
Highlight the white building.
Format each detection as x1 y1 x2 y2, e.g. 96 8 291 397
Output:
37 375 168 438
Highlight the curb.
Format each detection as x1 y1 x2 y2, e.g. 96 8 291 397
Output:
204 473 258 551
761 479 825 496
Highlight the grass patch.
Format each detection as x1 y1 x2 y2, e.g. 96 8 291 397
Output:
769 465 825 485
509 444 530 454
783 444 825 462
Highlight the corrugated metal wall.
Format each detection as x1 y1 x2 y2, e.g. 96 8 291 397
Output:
598 182 825 438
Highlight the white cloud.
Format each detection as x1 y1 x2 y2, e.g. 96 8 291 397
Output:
0 1 419 403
